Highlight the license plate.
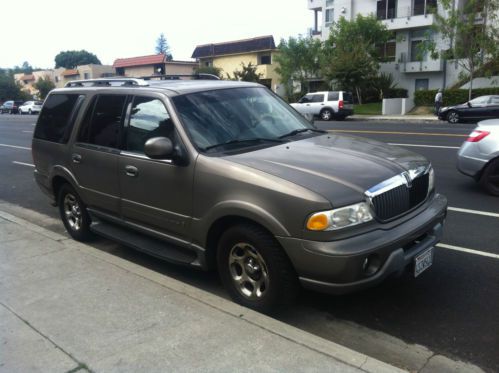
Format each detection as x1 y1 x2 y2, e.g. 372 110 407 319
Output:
414 247 433 277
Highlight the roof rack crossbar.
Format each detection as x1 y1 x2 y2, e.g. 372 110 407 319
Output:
139 73 220 81
65 78 149 88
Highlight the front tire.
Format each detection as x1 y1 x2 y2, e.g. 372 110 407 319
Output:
28 109 32 115
447 110 459 124
217 224 299 313
320 109 333 121
58 184 92 241
479 158 499 196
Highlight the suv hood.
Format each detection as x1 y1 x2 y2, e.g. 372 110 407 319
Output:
226 134 429 207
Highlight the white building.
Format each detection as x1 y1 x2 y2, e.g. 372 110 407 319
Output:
307 0 485 98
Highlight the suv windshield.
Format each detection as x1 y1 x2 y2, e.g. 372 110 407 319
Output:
172 87 318 152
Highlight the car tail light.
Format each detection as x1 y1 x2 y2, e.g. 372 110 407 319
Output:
466 130 490 142
339 100 344 109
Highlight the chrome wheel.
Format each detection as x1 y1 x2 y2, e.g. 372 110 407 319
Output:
63 193 82 231
447 111 459 124
228 242 269 300
321 109 332 121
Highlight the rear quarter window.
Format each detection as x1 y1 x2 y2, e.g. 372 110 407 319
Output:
327 92 339 101
34 94 83 143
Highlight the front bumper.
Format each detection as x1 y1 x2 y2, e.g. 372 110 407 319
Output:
277 193 447 294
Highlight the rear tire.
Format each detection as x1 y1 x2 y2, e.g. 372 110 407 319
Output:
58 184 93 241
479 158 499 196
217 223 299 313
320 109 333 121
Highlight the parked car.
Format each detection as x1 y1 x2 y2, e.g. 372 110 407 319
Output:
0 100 24 114
32 77 447 312
457 119 499 195
290 91 354 121
19 100 43 115
438 95 499 123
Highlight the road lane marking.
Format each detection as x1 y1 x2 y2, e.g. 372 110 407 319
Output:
0 143 31 150
12 161 35 167
448 206 499 218
437 243 499 260
329 129 467 137
388 143 460 149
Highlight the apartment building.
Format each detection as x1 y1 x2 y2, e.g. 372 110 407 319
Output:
307 0 482 97
113 54 197 78
191 36 282 93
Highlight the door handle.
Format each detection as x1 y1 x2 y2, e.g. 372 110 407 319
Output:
72 154 82 164
125 165 138 177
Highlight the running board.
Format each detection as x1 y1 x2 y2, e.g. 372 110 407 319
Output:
90 221 197 266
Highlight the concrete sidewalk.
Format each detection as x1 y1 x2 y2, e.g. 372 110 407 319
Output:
0 210 406 373
350 115 440 121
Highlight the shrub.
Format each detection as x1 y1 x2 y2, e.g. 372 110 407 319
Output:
415 88 499 106
384 88 408 98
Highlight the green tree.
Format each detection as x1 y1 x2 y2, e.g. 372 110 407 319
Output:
34 76 56 99
155 33 173 60
426 0 499 100
229 62 262 82
54 50 101 69
194 66 223 79
0 72 29 100
321 14 391 104
274 36 322 100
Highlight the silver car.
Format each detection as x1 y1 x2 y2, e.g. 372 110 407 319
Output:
457 119 499 195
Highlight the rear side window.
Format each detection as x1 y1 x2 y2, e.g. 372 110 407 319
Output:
327 92 339 101
34 94 81 143
78 95 127 148
311 94 324 103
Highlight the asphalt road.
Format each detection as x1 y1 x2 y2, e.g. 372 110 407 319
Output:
0 114 498 372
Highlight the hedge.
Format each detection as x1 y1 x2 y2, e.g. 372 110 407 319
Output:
414 88 499 106
384 88 408 99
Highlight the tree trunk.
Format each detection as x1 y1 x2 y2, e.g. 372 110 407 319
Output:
468 69 473 101
356 87 362 105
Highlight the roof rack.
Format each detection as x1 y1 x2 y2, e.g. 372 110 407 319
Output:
140 73 220 81
65 78 149 88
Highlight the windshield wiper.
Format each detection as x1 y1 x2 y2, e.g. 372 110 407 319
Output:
278 128 326 139
204 137 284 151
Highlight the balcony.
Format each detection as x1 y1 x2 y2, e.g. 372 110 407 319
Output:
307 0 323 10
402 59 443 73
382 13 435 30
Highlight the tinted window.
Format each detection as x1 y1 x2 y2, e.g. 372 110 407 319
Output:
311 94 324 103
328 92 339 101
34 94 81 143
490 96 499 104
84 95 126 148
126 97 173 153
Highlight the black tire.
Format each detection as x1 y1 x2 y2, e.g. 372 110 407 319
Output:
217 223 299 313
447 110 459 124
57 184 93 241
479 158 499 196
28 109 32 115
320 109 333 121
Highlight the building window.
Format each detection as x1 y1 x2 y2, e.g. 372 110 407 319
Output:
325 8 334 26
83 73 90 79
326 0 334 6
377 41 396 62
415 79 429 91
204 59 213 67
410 29 430 61
413 0 437 16
377 0 397 20
259 54 271 65
55 76 59 83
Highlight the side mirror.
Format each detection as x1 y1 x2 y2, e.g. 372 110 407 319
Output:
467 101 472 107
144 137 173 159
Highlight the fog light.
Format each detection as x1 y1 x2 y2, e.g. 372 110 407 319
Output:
362 254 381 276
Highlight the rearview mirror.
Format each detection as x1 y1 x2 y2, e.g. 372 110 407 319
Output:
144 137 173 159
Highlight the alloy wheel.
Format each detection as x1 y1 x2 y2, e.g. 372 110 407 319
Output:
447 111 459 124
63 193 83 231
228 242 270 300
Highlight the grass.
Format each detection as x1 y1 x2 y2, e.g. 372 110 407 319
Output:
407 106 434 115
353 102 382 115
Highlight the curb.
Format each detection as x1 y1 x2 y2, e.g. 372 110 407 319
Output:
0 209 407 373
349 115 440 122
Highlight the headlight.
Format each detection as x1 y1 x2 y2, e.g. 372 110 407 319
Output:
428 166 435 193
306 202 373 231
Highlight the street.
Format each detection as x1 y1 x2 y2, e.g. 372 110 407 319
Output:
0 114 498 372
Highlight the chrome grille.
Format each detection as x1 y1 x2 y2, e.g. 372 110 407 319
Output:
370 172 429 221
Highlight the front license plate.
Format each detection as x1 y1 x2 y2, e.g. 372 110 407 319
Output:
414 247 434 277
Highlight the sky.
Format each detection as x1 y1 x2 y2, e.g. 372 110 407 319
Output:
1 0 312 69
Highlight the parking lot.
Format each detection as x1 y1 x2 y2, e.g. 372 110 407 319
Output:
0 114 498 372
